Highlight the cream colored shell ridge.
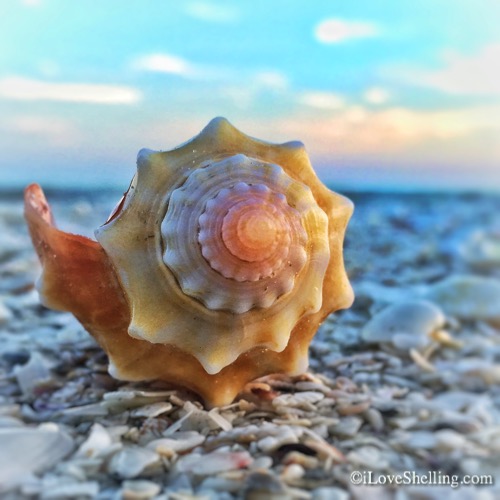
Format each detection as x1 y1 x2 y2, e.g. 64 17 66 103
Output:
95 118 331 375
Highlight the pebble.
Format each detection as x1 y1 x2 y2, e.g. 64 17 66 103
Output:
425 275 500 323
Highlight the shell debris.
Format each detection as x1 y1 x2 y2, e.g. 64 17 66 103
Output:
1 168 499 497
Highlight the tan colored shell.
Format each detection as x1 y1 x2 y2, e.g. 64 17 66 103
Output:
24 117 354 407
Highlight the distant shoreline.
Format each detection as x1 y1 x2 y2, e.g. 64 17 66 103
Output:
2 185 499 201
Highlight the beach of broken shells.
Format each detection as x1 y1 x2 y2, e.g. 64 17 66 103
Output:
0 188 499 499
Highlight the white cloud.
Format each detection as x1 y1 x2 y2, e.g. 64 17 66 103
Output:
315 18 379 44
6 115 80 146
300 91 346 110
133 53 290 96
253 71 289 90
185 2 239 23
364 87 390 105
132 53 195 77
251 104 500 162
219 72 289 110
393 43 500 96
0 76 142 104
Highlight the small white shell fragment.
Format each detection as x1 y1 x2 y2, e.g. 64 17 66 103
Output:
60 403 109 419
249 456 274 470
328 416 363 438
312 486 349 500
103 390 174 412
461 229 500 270
76 423 114 459
40 481 99 499
165 401 230 433
0 415 24 427
174 450 253 475
207 408 233 431
108 446 160 479
281 463 305 482
409 348 436 372
13 352 51 397
147 431 206 455
451 359 500 385
361 300 446 347
0 298 13 324
272 391 325 408
425 275 500 323
130 401 173 418
257 427 300 452
346 445 389 470
0 423 74 493
198 475 245 494
121 479 161 500
354 281 414 306
401 430 438 450
434 429 468 451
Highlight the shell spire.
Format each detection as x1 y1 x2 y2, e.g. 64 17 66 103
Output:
25 117 354 407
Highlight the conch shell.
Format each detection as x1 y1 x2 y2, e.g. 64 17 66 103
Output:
25 117 354 407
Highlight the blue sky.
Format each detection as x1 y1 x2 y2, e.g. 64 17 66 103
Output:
1 0 499 191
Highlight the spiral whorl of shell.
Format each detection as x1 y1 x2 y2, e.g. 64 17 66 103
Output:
95 118 337 375
161 155 314 314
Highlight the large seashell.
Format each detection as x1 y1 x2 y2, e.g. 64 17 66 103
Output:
24 117 354 407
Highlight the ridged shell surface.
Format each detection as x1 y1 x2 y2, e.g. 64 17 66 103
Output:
25 117 355 407
161 155 314 313
96 124 331 375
